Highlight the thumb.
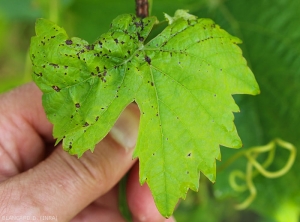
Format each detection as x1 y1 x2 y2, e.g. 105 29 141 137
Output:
0 104 140 221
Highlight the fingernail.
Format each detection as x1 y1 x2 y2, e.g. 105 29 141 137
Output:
109 104 140 151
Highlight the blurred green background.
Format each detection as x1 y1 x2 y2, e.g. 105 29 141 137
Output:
0 0 299 221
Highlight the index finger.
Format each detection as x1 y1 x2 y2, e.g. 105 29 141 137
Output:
0 83 53 178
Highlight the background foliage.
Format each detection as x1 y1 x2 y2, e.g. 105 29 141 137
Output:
0 0 299 221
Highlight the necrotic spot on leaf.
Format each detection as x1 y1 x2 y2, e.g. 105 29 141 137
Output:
145 56 151 65
52 86 60 92
84 122 89 127
75 103 80 108
137 33 144 42
66 40 73 45
49 63 59 68
187 153 192 157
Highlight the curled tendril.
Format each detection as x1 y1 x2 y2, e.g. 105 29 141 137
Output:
222 138 296 210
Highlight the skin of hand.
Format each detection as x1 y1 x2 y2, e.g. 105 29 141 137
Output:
0 83 175 222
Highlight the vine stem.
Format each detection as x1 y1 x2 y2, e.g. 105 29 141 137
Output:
136 0 149 18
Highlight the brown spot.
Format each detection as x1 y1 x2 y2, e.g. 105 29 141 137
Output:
49 63 59 68
52 86 60 92
75 103 80 108
66 40 73 45
137 33 144 42
83 122 89 127
145 56 151 65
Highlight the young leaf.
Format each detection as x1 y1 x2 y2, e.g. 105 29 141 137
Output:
30 12 259 217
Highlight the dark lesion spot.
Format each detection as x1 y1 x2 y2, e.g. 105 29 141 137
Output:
85 44 94 50
49 63 59 68
95 116 99 121
187 153 192 157
137 32 144 42
52 86 60 92
134 21 143 28
66 39 73 45
75 103 80 108
114 39 119 44
34 72 42 77
145 56 151 65
83 122 89 127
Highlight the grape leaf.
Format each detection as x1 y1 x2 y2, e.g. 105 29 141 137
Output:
30 11 259 217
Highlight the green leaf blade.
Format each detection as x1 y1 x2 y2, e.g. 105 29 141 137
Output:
133 17 259 216
30 15 157 156
30 12 259 217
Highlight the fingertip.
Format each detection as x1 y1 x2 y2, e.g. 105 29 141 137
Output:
165 216 176 222
127 162 165 222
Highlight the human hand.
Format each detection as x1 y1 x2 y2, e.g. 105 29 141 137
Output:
0 83 175 222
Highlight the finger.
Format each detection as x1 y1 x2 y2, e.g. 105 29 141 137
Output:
71 204 126 222
0 83 53 180
71 186 124 222
0 103 140 221
127 162 167 222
